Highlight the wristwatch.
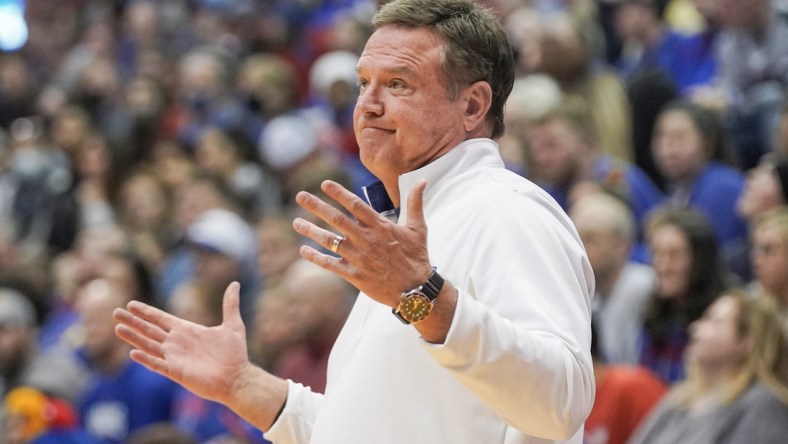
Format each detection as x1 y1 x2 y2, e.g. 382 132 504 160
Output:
392 270 445 324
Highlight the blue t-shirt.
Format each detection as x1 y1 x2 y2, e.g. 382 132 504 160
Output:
78 359 179 444
172 387 271 444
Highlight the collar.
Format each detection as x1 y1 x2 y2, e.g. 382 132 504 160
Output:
362 138 504 219
400 138 503 215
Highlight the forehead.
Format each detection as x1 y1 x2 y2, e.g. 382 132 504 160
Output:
358 26 445 74
651 223 689 246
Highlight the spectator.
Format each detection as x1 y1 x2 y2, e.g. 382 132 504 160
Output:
737 157 788 222
651 99 748 277
156 172 241 302
639 207 732 382
113 167 174 284
165 47 245 150
0 287 87 404
612 0 716 94
535 10 634 162
262 259 355 394
184 208 261 326
527 95 663 260
193 127 283 220
630 290 788 443
75 278 178 444
734 156 788 279
500 74 563 177
749 208 788 317
713 0 788 170
570 191 655 364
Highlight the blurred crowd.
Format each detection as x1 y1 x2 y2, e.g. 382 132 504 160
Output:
0 0 787 443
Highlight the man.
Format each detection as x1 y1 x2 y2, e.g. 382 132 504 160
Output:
113 1 595 443
527 95 663 261
77 278 178 444
0 287 87 405
569 191 655 364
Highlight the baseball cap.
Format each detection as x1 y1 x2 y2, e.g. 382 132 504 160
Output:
0 287 36 328
187 209 257 262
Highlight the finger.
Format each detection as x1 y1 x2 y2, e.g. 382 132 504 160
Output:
113 308 168 343
299 244 351 277
126 300 180 332
222 281 245 329
294 190 358 238
406 179 428 231
320 180 382 226
129 349 171 377
292 218 348 254
114 322 166 358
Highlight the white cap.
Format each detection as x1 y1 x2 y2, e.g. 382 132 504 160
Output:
0 287 36 327
258 114 317 171
187 209 257 262
309 50 359 99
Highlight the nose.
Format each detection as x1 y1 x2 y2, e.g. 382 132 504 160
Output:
355 83 383 116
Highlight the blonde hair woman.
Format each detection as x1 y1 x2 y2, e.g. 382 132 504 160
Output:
630 290 788 444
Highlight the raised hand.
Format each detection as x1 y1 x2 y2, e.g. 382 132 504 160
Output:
292 179 434 309
113 282 253 404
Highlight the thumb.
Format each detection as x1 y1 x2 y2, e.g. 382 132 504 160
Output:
407 179 428 231
222 281 245 328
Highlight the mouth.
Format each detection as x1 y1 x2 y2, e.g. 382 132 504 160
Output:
360 126 395 134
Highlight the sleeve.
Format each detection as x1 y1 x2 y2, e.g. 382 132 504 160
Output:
262 380 324 444
423 193 596 440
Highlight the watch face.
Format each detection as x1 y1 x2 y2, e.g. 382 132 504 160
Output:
398 292 433 323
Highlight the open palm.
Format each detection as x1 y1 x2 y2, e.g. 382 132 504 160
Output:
114 282 251 404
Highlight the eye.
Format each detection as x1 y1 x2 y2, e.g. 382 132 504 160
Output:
389 79 406 89
358 78 369 90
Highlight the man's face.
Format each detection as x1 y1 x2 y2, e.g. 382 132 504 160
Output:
353 26 468 191
527 118 585 186
752 223 788 296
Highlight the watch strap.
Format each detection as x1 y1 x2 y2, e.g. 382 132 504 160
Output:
420 270 444 302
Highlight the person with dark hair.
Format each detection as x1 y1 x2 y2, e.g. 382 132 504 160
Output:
113 1 596 443
639 207 734 382
651 99 748 278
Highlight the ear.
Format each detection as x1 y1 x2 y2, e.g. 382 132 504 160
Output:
462 81 493 134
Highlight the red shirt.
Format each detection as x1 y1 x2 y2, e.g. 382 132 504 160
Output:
585 365 668 444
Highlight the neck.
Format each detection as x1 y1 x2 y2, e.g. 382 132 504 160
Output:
95 344 131 374
698 362 740 392
382 180 401 208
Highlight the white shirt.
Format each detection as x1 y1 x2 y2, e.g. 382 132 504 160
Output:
593 262 655 365
266 139 595 444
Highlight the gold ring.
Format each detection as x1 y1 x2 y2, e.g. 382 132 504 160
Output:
330 235 345 253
